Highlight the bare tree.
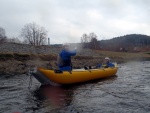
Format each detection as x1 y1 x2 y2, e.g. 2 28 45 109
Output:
21 22 48 46
81 33 90 48
81 32 99 49
89 32 99 49
90 37 99 49
0 27 7 42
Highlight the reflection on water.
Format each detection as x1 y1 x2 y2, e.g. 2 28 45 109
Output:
24 85 75 113
33 85 74 107
0 61 150 113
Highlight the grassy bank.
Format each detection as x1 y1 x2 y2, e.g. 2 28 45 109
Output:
0 50 150 75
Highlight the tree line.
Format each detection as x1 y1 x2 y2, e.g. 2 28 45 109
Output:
1 23 150 51
0 22 47 46
99 34 150 51
80 33 150 51
0 23 100 49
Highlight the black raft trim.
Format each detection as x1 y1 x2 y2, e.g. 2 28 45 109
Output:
54 70 63 73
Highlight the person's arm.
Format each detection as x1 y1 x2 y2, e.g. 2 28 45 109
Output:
108 62 115 67
65 50 76 56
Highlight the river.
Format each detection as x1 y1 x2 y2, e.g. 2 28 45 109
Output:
0 61 150 113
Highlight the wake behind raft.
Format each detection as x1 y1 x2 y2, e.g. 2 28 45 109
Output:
30 63 118 85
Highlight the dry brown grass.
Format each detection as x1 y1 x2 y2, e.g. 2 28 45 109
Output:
93 50 150 61
0 50 150 74
0 50 150 61
38 54 57 61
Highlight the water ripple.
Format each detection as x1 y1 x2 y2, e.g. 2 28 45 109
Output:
0 61 150 113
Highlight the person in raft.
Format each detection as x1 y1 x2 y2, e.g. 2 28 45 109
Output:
57 43 77 71
96 57 115 68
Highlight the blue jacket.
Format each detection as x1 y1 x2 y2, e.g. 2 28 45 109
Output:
96 62 115 68
58 49 76 71
60 49 76 61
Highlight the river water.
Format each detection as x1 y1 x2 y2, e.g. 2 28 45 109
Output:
0 61 150 113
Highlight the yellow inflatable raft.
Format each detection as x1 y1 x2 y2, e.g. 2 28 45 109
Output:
32 64 118 85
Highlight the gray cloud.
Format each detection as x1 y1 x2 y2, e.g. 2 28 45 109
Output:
0 0 150 44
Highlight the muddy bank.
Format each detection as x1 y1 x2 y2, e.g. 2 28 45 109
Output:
0 54 104 75
0 51 150 75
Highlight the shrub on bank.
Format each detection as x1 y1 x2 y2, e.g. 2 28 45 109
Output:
0 52 14 60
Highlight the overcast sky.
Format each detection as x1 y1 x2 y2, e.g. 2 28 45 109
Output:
0 0 150 44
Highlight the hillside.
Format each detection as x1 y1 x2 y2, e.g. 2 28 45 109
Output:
99 34 150 52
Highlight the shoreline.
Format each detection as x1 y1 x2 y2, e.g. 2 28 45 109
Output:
0 51 150 75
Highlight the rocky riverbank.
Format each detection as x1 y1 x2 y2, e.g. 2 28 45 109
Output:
0 42 150 75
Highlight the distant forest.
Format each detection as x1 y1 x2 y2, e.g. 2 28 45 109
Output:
99 34 150 52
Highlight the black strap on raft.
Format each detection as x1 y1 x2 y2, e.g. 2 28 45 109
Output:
84 66 91 73
84 66 88 70
54 70 72 74
54 70 63 73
